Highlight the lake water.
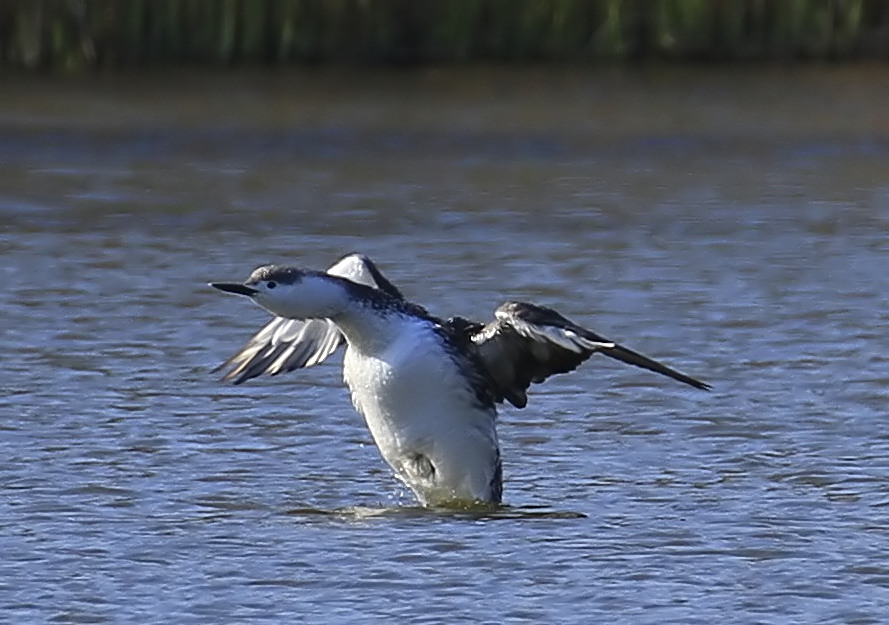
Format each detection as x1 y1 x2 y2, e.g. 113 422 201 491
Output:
2 67 888 624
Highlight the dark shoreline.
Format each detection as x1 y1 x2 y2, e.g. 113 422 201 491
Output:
3 0 889 72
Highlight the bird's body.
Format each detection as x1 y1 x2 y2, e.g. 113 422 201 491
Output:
210 254 709 507
343 316 501 504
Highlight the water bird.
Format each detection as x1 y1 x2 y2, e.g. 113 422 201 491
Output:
210 254 709 507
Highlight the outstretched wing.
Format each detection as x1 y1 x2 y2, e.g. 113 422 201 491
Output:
467 301 710 408
215 254 403 384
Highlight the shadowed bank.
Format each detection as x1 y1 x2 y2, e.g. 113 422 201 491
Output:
2 0 889 71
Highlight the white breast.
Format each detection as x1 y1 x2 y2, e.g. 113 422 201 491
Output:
341 318 500 505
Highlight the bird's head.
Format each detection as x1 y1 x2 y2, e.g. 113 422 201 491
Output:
210 265 348 320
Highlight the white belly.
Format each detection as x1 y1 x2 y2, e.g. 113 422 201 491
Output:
342 322 500 505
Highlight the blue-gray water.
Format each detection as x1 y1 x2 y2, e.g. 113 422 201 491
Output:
2 68 888 624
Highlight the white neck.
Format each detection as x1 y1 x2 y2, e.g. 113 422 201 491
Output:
254 273 409 354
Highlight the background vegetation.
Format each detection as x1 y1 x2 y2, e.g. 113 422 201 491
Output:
2 0 888 71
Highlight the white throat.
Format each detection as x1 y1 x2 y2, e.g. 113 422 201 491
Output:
253 274 404 354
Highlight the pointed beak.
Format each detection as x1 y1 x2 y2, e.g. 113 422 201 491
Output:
209 282 259 297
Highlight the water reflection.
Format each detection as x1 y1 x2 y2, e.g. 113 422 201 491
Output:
285 504 588 523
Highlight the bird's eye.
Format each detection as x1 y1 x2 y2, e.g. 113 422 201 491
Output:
267 281 277 289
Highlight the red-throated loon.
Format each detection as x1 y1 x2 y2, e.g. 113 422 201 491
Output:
210 253 709 507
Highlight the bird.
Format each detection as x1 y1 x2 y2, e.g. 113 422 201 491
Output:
210 253 710 507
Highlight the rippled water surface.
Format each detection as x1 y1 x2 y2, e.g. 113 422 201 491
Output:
2 68 889 624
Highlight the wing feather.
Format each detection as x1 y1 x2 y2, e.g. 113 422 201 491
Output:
467 301 710 408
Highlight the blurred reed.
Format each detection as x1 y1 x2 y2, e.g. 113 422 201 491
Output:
0 0 886 70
